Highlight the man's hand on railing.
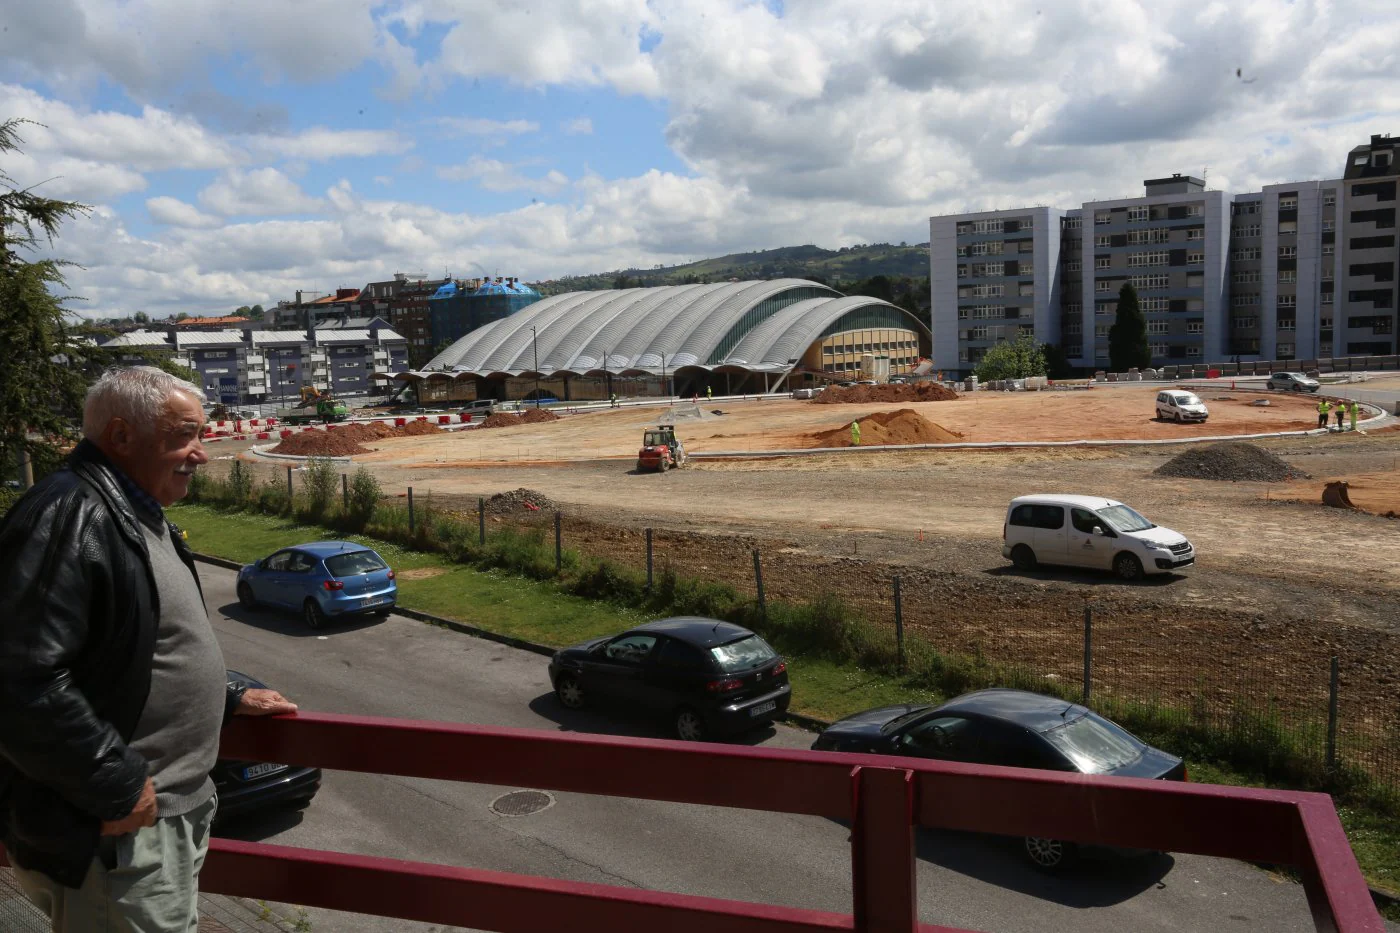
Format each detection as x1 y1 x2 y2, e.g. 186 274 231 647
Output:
235 688 298 716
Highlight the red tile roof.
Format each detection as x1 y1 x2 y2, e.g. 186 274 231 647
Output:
174 315 251 327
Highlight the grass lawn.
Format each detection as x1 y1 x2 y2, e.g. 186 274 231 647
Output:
173 504 1400 908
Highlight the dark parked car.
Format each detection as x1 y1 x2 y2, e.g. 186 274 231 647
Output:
811 688 1186 870
212 670 321 826
237 541 397 629
548 617 790 741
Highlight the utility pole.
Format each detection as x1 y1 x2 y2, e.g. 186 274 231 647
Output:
531 325 540 403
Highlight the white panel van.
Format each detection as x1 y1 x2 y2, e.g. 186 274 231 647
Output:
1002 495 1194 580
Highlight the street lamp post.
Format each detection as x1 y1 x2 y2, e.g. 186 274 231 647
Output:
531 325 540 403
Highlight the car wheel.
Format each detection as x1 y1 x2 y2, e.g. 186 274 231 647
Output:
1010 544 1037 571
1174 411 1182 423
237 582 257 609
674 707 708 741
555 672 585 709
1024 836 1078 872
1114 552 1144 581
303 599 326 630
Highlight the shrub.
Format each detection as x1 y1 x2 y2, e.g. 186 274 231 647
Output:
300 458 339 523
256 476 290 515
227 459 253 508
346 467 381 531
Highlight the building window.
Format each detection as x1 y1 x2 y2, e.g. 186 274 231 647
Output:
1185 228 1204 241
1063 216 1082 229
1322 243 1334 255
1065 321 1082 335
969 241 1004 256
1127 206 1149 222
1186 272 1205 288
1095 211 1112 225
1185 250 1204 265
1277 343 1294 358
1323 191 1336 207
1185 204 1204 217
1096 281 1112 292
956 222 973 235
1065 302 1081 315
1128 274 1170 289
1322 220 1334 232
1233 294 1260 307
1095 324 1111 337
1233 201 1260 215
1279 220 1297 234
971 218 1004 234
1279 245 1297 259
1095 256 1111 269
1232 247 1261 261
1233 223 1261 237
1278 295 1296 308
1149 342 1169 357
1234 316 1258 328
1019 240 1034 253
1278 196 1298 210
1147 321 1169 335
957 264 969 278
1186 346 1203 357
956 246 968 257
972 261 1003 276
1127 250 1170 267
1065 260 1082 272
1095 234 1112 247
1141 297 1170 312
1278 318 1296 331
1232 271 1260 284
1186 321 1204 334
1322 292 1334 303
1019 282 1034 297
1278 270 1297 284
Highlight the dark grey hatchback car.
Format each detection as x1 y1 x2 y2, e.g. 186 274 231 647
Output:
549 617 790 740
811 688 1186 870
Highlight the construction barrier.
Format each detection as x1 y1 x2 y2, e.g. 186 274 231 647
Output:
280 430 293 438
460 413 472 423
257 432 270 440
438 415 452 425
395 418 406 427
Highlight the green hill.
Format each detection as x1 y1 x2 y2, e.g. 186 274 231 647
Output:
538 243 930 295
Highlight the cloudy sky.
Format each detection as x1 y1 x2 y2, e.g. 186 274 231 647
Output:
2 0 1399 319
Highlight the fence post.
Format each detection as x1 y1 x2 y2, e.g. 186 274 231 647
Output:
479 497 486 545
1326 655 1340 775
645 528 654 591
341 473 349 512
555 511 562 574
407 487 415 536
286 466 293 501
752 549 766 621
893 576 905 673
1082 603 1093 705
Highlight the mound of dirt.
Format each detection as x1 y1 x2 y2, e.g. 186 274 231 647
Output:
1154 442 1309 482
479 409 562 429
809 409 965 448
484 487 557 514
269 432 372 457
814 383 959 405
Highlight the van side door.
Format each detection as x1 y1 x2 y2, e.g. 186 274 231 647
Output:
1031 505 1068 564
1067 507 1115 569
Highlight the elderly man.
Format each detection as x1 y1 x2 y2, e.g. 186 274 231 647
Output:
0 366 297 932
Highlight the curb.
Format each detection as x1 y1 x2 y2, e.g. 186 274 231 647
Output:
192 551 828 735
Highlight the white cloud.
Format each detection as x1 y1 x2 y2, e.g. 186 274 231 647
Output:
373 175 394 186
0 150 147 203
563 117 594 136
243 127 412 161
197 168 325 216
436 117 540 137
436 157 570 195
146 197 222 228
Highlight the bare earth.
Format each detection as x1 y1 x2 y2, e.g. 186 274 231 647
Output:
210 388 1400 778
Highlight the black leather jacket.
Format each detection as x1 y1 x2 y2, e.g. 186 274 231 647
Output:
0 441 246 887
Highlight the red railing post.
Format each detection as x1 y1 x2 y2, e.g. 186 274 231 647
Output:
850 766 917 933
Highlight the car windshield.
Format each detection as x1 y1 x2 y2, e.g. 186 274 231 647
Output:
1175 393 1202 405
1097 504 1154 532
1041 712 1144 773
325 551 387 577
709 635 777 672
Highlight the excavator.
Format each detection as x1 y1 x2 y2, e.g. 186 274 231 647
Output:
277 386 349 424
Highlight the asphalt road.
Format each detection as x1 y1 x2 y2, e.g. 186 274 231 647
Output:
201 564 1391 933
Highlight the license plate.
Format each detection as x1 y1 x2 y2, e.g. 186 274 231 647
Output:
749 700 777 717
361 596 387 609
242 762 287 780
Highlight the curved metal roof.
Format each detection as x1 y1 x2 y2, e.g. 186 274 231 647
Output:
422 280 924 378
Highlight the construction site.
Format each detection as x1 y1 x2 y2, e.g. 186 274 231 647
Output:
206 380 1400 792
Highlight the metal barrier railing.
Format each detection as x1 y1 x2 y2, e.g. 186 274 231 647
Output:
2 712 1385 932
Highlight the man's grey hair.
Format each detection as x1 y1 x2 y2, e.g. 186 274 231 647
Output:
83 367 205 442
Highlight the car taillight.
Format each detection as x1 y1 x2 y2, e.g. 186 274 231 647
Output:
706 677 743 693
771 660 787 676
387 569 396 580
323 580 344 591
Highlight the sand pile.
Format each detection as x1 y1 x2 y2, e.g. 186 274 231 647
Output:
814 383 959 405
809 409 965 448
268 419 443 456
1155 442 1309 482
483 487 557 514
479 409 562 429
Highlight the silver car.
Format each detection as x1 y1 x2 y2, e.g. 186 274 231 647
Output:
1267 371 1320 392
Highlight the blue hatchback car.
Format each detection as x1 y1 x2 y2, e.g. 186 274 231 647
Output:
236 541 397 629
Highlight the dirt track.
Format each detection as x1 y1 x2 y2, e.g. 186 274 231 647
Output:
210 388 1400 772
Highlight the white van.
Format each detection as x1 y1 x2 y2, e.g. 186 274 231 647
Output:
1155 390 1208 423
1002 495 1194 580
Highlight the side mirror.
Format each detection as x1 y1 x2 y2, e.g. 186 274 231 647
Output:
1091 526 1104 536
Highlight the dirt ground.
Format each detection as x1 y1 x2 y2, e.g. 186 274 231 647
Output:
207 388 1400 774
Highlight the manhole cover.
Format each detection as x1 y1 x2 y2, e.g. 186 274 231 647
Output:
490 790 555 817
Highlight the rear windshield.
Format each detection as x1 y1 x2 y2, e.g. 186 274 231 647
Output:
709 635 777 672
325 551 388 577
1042 712 1144 773
1097 504 1154 532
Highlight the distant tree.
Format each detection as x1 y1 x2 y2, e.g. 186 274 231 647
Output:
249 303 264 319
0 117 103 486
1108 283 1151 371
1042 343 1075 380
974 333 1047 382
848 275 895 303
133 311 149 323
133 351 199 385
175 312 189 321
235 305 251 316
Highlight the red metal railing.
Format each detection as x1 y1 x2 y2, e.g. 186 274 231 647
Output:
3 712 1386 932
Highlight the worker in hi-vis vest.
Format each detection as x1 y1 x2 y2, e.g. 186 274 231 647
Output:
1349 399 1359 431
1317 398 1330 429
850 420 862 446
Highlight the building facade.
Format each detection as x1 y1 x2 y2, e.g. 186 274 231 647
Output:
929 134 1400 376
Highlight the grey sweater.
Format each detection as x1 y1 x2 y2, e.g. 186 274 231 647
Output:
130 518 228 816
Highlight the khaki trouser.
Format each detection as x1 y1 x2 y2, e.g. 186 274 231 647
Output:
11 794 216 933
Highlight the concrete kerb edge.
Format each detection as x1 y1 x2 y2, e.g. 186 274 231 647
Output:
191 550 1400 906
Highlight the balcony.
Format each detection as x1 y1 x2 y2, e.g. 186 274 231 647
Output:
3 713 1377 933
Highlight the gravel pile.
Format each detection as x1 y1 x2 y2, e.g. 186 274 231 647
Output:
1155 442 1309 482
814 383 959 404
484 487 557 514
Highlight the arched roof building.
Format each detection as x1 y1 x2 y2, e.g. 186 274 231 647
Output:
384 279 930 399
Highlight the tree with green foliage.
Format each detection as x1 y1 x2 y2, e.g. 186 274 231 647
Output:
973 333 1047 382
133 311 149 323
1042 342 1075 380
249 303 264 319
1108 283 1151 372
0 118 101 486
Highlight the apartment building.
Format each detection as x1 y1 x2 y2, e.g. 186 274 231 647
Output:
929 134 1398 376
